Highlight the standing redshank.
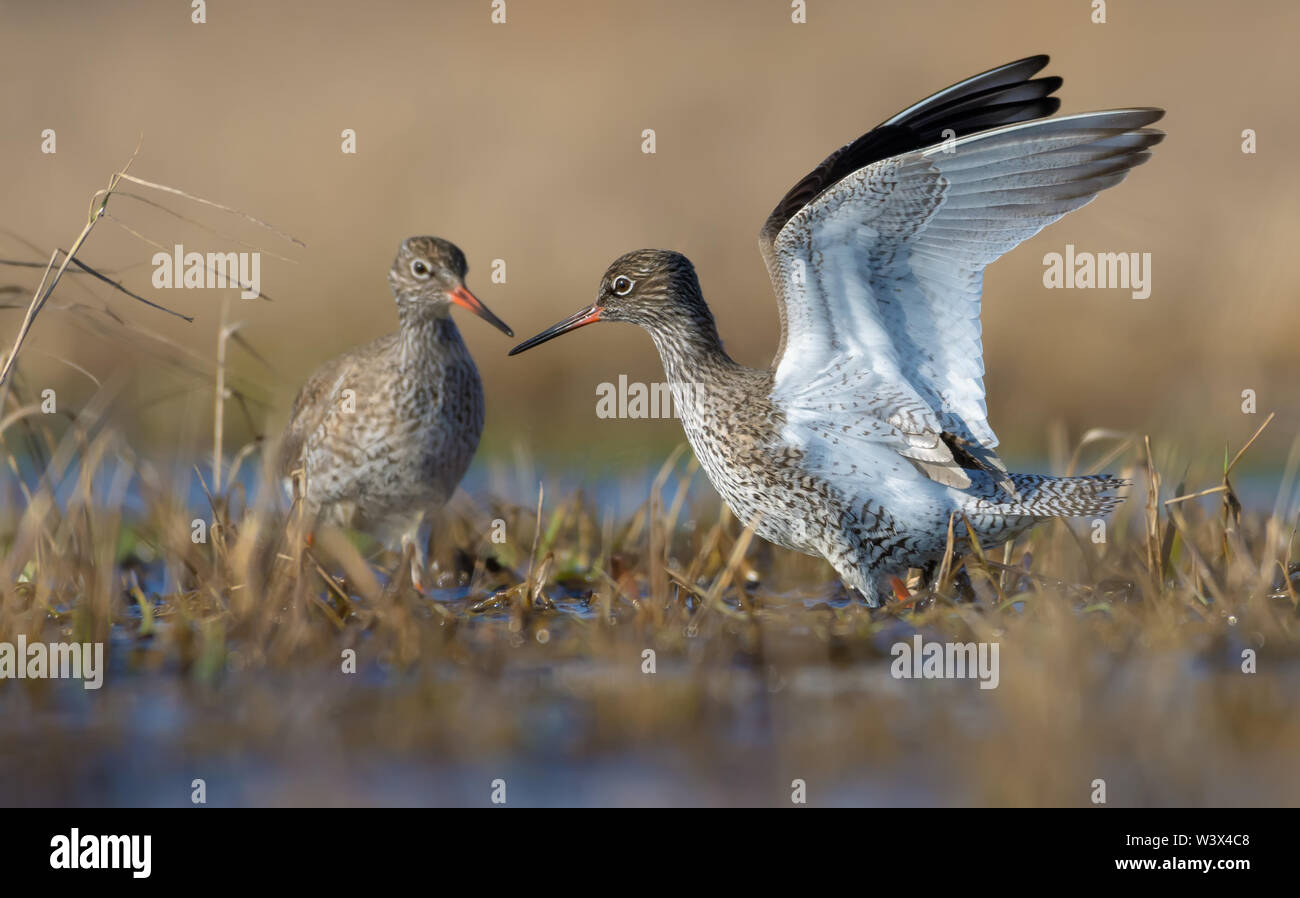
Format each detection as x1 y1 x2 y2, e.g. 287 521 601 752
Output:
510 56 1163 605
281 236 513 587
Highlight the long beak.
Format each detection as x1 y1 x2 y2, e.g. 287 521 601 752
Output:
448 284 514 337
508 304 602 356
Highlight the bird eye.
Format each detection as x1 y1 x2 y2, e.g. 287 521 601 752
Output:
612 276 634 295
411 260 431 278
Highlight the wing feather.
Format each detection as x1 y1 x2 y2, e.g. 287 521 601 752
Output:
758 55 1063 343
763 83 1163 490
280 354 354 480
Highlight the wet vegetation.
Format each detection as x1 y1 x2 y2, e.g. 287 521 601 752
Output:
2 384 1297 805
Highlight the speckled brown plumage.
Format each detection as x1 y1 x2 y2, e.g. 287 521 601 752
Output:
281 236 512 584
511 58 1161 605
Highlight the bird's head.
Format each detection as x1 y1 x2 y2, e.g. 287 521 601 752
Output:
388 236 512 336
509 249 708 355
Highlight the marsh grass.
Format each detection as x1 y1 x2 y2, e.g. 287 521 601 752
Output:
1 169 1297 807
1 371 1298 805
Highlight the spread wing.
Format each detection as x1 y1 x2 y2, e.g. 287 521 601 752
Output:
759 55 1063 318
758 58 1163 489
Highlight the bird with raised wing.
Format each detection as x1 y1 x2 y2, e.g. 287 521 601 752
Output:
281 236 513 588
510 56 1162 605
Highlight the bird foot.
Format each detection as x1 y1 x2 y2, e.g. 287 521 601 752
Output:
410 566 427 594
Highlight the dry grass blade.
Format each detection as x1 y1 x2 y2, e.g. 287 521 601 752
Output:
1142 435 1164 587
703 513 762 611
524 481 544 594
1226 412 1276 478
228 331 275 372
1165 504 1228 608
115 173 305 248
0 259 99 274
64 252 193 321
1067 428 1135 476
1165 485 1229 506
312 528 381 602
113 191 299 263
213 296 235 494
958 511 1006 603
935 511 959 594
0 139 148 388
105 215 279 303
647 444 688 614
1 250 63 390
18 348 102 388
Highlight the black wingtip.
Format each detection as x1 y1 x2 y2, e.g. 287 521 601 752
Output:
1009 54 1051 74
760 54 1067 252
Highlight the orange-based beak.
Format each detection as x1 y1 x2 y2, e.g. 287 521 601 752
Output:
448 284 513 337
508 304 602 356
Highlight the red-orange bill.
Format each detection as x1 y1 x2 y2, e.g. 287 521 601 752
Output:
508 305 602 356
448 284 514 337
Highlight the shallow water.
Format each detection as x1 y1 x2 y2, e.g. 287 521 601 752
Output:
5 639 1297 807
3 454 1295 524
2 460 1298 807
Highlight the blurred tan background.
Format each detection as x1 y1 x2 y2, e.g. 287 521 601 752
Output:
2 0 1297 470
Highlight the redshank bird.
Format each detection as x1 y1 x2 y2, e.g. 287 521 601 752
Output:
281 236 513 587
510 56 1163 605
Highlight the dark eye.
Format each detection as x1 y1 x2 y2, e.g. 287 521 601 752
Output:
411 260 430 278
612 275 634 295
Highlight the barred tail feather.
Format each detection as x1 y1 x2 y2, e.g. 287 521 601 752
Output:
997 473 1128 517
1008 473 1123 517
